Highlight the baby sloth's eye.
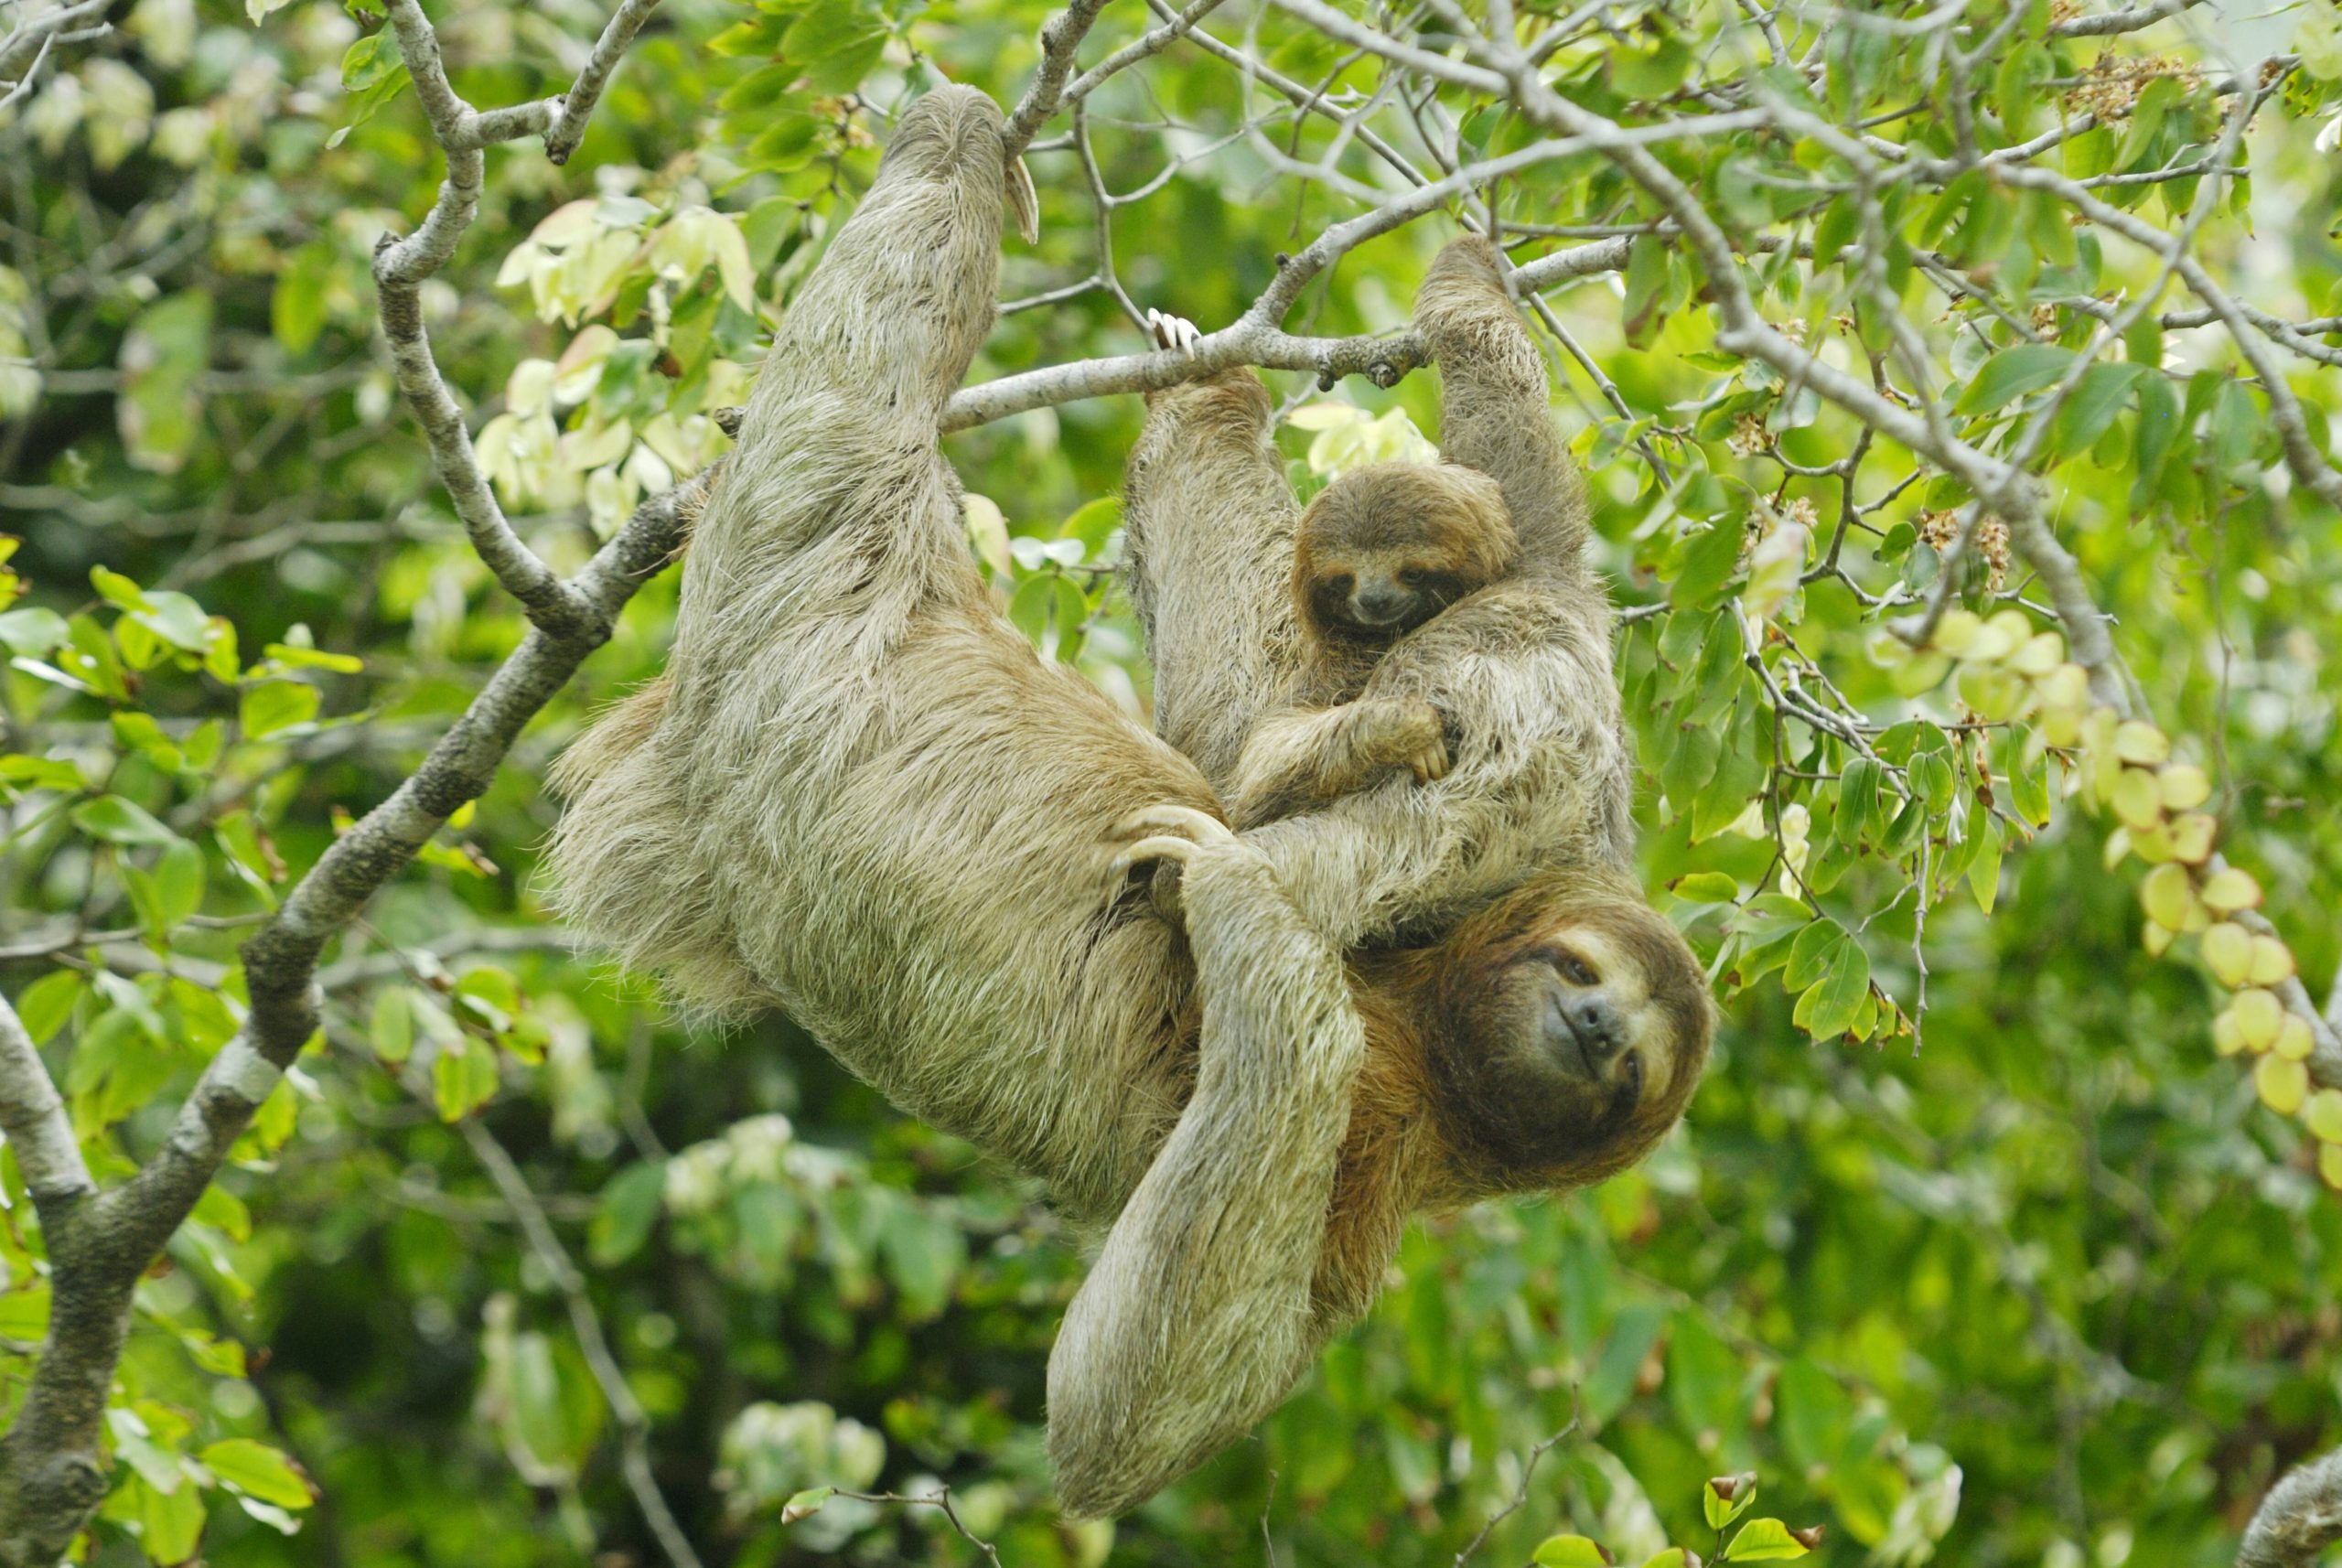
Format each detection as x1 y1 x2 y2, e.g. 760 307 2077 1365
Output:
1558 953 1598 987
1397 566 1427 586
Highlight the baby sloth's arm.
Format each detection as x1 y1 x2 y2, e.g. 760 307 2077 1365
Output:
1227 696 1449 830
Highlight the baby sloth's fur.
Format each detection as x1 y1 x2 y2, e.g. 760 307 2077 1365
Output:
1129 236 1638 954
550 103 1706 1522
1230 462 1520 824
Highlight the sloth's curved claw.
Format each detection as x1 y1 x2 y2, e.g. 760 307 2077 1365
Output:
1110 834 1215 883
1145 308 1203 358
1112 803 1231 845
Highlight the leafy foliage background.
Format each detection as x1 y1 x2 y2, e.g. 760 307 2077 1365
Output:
2 0 2339 1563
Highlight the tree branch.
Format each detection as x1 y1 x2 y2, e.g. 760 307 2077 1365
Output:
942 236 1627 427
0 464 710 1568
1002 0 1114 155
2239 1449 2342 1568
458 1117 704 1568
0 993 91 1211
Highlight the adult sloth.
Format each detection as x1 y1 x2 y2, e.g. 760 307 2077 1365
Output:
548 86 1708 1519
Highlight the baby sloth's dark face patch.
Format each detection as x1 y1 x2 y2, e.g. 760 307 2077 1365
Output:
1292 462 1520 646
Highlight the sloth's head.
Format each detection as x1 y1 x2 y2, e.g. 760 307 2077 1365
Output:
1293 463 1518 644
1416 865 1712 1197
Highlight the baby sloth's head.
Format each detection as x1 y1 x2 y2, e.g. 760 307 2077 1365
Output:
1292 462 1519 645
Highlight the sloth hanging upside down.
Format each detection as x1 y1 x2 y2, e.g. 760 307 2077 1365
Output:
547 85 1711 1519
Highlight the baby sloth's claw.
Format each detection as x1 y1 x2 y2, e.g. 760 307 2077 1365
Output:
1407 740 1451 784
1145 308 1203 358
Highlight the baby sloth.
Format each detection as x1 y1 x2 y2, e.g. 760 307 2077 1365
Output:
1134 236 1636 955
1238 461 1520 823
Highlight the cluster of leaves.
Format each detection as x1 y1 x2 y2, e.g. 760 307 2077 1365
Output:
1533 1472 1822 1567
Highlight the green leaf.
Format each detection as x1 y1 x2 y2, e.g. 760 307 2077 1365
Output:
589 1161 669 1266
152 839 206 929
1954 344 2075 416
135 1471 209 1564
15 971 83 1045
1723 1518 1812 1561
273 242 336 356
1705 1474 1756 1528
1661 722 1723 813
91 565 150 610
1671 519 1745 608
2131 371 2181 505
1775 1358 1852 1467
2049 362 2142 460
1782 920 1844 991
2115 77 2181 172
782 1487 833 1523
1794 937 1871 1040
1966 817 2005 912
73 796 177 846
1614 32 1693 99
201 1439 316 1510
339 29 401 90
432 1036 500 1121
878 1198 967 1321
240 681 321 740
0 1286 52 1340
1533 1537 1613 1568
1833 757 1885 850
1671 871 1742 904
191 1183 252 1242
1059 496 1123 551
370 988 415 1064
1622 236 1671 347
1665 1311 1741 1436
0 607 70 659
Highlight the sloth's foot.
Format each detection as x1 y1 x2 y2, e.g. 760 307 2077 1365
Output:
1145 308 1203 357
1105 804 1232 916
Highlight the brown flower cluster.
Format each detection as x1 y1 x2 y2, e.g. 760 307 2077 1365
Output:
2064 54 2200 120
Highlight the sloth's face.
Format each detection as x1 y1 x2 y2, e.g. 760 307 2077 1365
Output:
1427 894 1712 1191
1292 464 1518 645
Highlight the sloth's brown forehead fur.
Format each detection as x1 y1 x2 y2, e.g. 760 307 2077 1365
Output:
1302 464 1512 553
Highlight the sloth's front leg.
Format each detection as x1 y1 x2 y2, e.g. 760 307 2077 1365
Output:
1333 696 1450 789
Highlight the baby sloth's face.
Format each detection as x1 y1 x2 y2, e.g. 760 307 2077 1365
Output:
1292 462 1519 644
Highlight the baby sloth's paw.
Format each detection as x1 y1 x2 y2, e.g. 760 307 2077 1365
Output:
1348 697 1451 785
1145 307 1203 357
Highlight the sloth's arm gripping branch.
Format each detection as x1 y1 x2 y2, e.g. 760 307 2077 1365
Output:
1121 370 1302 788
1047 838 1368 1520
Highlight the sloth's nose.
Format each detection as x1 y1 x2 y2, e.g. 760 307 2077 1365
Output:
1352 581 1413 623
1542 989 1628 1077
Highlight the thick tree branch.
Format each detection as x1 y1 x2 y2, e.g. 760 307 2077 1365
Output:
0 993 91 1210
1003 0 1114 155
0 465 708 1568
2239 1449 2342 1568
373 0 600 639
944 236 1627 426
543 0 667 163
